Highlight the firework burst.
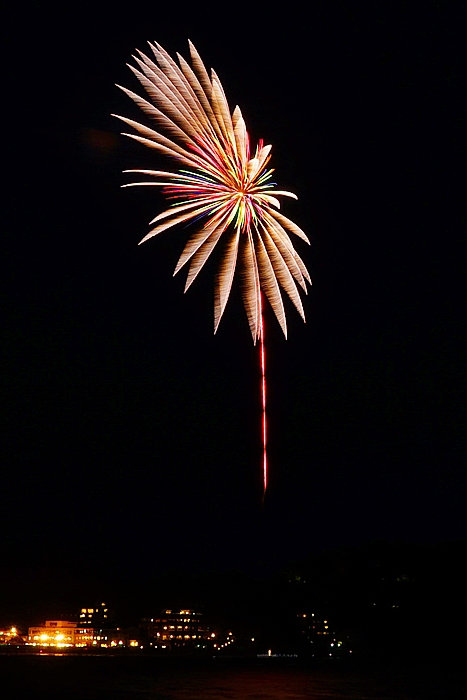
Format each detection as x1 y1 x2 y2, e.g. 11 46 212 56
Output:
114 41 311 342
115 42 311 495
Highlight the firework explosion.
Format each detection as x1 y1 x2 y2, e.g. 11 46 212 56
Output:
115 41 311 492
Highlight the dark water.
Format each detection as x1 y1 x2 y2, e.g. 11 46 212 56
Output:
0 655 464 699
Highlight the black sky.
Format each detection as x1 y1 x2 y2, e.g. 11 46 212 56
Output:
2 2 465 616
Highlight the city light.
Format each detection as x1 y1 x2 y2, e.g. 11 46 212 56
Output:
9 606 232 655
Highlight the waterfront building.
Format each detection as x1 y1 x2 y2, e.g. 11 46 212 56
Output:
93 627 129 648
296 612 332 639
140 609 212 648
296 612 349 658
27 620 95 647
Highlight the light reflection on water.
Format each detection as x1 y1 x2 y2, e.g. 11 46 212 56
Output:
0 657 460 699
118 668 412 700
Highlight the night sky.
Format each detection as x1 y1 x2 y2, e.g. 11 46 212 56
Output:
2 3 465 618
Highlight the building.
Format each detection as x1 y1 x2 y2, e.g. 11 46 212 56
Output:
78 602 110 627
296 612 332 639
296 612 350 658
140 609 214 649
27 621 94 648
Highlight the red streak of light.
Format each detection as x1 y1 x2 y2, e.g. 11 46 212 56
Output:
259 293 267 496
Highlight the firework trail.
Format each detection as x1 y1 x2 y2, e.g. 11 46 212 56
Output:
259 292 267 497
114 41 311 494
